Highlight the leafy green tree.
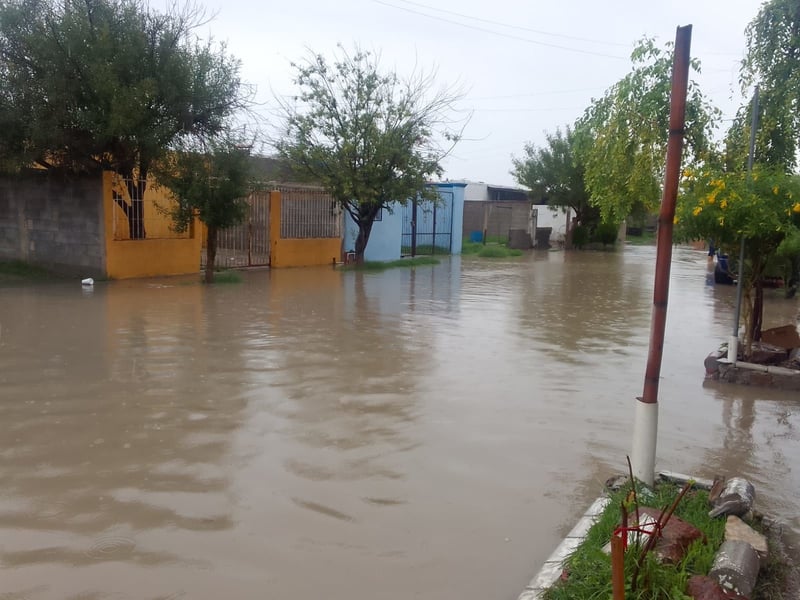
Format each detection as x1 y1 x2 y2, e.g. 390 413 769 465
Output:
276 46 464 262
577 39 719 225
676 166 800 352
0 0 247 238
155 136 254 284
730 0 800 171
511 126 600 245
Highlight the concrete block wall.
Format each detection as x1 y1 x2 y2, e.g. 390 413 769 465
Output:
463 201 532 239
0 173 106 276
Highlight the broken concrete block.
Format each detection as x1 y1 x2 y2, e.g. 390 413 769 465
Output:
686 575 746 599
749 342 789 365
709 478 755 518
725 515 768 562
710 540 760 599
636 507 704 564
761 324 800 350
705 350 725 375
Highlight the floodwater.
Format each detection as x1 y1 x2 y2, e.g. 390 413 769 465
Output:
0 246 798 600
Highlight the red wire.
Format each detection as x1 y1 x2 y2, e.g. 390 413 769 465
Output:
612 523 662 551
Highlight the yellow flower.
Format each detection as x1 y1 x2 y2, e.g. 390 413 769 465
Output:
793 202 800 214
693 206 703 216
673 215 680 225
773 186 780 195
708 196 716 204
720 199 728 209
718 217 725 226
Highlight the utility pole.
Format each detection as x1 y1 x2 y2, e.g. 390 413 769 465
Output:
631 25 692 486
729 86 759 364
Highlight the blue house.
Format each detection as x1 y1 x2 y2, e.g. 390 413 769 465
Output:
343 182 465 262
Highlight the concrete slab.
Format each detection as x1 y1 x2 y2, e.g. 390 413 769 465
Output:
658 470 714 490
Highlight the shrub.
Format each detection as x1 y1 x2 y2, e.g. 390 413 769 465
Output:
593 222 619 246
572 225 590 248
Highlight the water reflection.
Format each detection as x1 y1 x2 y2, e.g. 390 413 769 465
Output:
0 249 798 600
514 249 652 362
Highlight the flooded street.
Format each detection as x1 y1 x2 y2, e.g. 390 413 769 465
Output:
1 246 798 600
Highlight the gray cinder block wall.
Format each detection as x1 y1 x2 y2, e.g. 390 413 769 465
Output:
0 172 106 276
463 201 532 239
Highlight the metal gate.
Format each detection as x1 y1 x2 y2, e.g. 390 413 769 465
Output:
401 191 454 256
201 191 270 269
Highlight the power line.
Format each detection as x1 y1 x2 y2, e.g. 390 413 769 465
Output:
391 0 630 48
472 106 585 113
469 87 602 101
372 0 628 60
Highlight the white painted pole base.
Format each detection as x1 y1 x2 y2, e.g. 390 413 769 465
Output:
728 335 739 365
631 399 658 487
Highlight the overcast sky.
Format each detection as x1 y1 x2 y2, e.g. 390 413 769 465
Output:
183 0 764 187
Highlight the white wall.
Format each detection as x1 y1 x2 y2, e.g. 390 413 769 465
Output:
463 182 488 202
534 206 570 243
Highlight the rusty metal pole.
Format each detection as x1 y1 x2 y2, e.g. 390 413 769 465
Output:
611 534 626 600
631 25 692 486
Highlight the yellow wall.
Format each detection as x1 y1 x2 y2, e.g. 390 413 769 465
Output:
269 190 342 268
270 237 342 268
102 172 203 279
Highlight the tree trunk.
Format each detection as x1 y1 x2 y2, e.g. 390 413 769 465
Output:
750 277 764 343
353 207 380 263
564 209 574 250
354 223 370 263
742 252 766 358
205 224 218 284
786 255 799 299
124 177 147 240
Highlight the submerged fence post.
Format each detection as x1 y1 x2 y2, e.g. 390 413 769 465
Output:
631 25 692 487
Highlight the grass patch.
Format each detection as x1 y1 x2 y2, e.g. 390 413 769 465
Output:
400 245 450 256
626 230 657 246
462 241 524 258
211 270 243 284
478 245 523 258
0 260 59 281
462 241 482 255
344 257 440 271
544 482 726 600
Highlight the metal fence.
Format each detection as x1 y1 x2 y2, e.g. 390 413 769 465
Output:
110 176 190 240
278 185 341 239
401 191 454 256
202 191 270 269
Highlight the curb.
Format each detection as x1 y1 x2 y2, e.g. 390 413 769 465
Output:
516 496 610 599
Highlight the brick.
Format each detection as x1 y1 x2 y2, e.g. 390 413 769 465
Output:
637 507 704 564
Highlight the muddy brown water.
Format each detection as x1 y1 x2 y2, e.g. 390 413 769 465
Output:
0 246 798 600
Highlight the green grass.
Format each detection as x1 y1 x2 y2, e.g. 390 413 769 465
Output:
544 482 726 600
479 246 523 258
461 241 483 255
211 270 243 284
626 230 657 246
475 234 509 244
344 257 440 271
462 241 524 258
400 245 450 256
0 260 59 281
